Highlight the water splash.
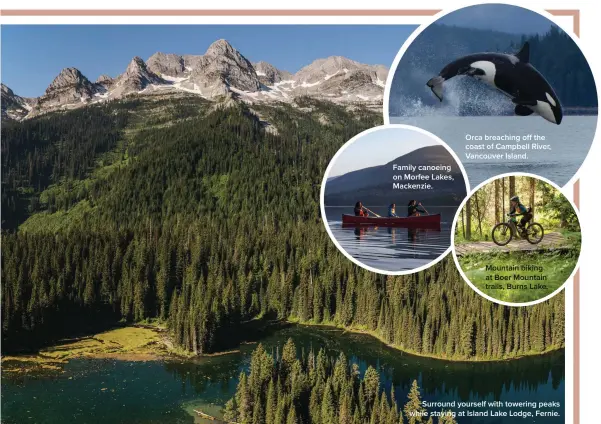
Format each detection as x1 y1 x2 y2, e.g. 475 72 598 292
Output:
395 73 514 118
390 30 518 118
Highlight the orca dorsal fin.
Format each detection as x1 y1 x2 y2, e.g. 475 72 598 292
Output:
516 42 530 63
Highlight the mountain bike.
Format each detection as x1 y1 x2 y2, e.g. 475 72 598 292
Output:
491 211 544 246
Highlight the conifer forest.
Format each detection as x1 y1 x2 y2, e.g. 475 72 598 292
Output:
1 94 564 361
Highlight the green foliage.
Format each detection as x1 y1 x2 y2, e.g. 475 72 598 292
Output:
1 97 564 361
1 104 131 228
404 380 426 424
459 250 578 304
537 180 580 231
225 339 450 424
455 176 580 243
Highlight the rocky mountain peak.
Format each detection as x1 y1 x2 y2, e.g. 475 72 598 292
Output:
146 52 185 77
45 67 92 93
184 39 261 96
2 83 14 96
253 61 292 85
125 57 147 74
205 39 236 56
294 56 362 83
1 83 33 121
96 74 114 84
202 39 254 73
13 39 389 118
323 56 358 67
115 56 164 93
32 67 99 115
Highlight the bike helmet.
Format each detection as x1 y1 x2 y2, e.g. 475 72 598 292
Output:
510 196 520 202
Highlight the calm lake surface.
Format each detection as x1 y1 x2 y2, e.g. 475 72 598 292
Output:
1 325 564 424
390 115 597 187
325 206 456 272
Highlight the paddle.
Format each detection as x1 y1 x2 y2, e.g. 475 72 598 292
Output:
363 206 381 218
419 203 430 216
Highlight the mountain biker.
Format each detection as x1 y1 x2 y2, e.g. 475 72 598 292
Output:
508 195 533 233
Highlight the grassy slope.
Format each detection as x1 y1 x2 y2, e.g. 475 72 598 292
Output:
459 250 579 303
1 325 193 374
18 94 210 232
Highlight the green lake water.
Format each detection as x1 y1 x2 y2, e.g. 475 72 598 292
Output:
1 324 564 424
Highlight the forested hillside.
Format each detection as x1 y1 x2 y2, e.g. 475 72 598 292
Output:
223 339 457 424
1 94 564 359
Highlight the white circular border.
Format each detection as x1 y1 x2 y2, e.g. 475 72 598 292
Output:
450 171 583 307
382 2 601 190
320 124 470 276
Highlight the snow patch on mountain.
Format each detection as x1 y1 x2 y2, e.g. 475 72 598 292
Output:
9 39 388 120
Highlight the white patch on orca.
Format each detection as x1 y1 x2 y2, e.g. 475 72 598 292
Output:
507 54 519 65
545 92 557 107
528 100 557 124
470 61 496 87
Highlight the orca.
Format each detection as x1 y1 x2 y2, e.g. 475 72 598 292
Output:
426 43 563 124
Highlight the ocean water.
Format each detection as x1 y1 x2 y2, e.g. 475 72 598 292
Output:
390 115 597 187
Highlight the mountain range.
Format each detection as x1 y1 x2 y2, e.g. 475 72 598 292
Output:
324 145 467 206
1 39 388 120
1 84 35 120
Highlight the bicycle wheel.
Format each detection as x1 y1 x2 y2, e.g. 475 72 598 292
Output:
526 223 544 244
492 223 513 246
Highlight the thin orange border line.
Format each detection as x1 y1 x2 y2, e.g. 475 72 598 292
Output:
0 7 581 424
570 13 580 424
0 8 579 18
0 9 442 16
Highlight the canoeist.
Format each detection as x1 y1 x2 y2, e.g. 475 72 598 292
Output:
407 200 427 217
388 203 398 217
354 201 369 217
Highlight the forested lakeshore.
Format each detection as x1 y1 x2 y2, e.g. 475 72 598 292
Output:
222 339 457 424
1 94 564 360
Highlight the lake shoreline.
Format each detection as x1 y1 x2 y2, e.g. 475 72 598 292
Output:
0 325 194 374
2 319 564 373
287 319 565 363
2 324 565 424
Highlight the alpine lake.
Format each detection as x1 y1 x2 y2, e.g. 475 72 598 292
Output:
1 323 564 424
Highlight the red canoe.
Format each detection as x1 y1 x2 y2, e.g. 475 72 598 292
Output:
341 213 441 226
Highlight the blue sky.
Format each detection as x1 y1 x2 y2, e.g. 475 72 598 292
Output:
1 25 416 97
329 128 438 177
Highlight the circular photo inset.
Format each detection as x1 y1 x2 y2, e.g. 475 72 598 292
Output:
385 3 597 188
321 125 468 274
452 173 581 306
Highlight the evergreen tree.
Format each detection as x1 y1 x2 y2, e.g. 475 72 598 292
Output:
321 382 337 424
404 380 426 424
1 93 564 367
226 343 442 424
